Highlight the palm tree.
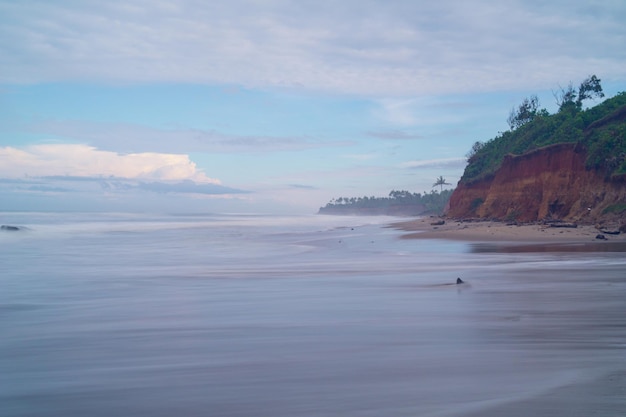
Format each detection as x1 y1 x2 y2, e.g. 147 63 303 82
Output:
432 176 451 192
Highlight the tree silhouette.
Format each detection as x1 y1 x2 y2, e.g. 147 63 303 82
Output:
553 74 604 113
507 95 540 130
432 176 451 192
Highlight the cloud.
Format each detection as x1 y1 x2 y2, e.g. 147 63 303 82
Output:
137 180 246 194
400 157 467 169
25 120 343 154
371 97 478 127
1 1 624 95
0 175 246 204
373 99 420 125
27 184 74 193
0 177 250 213
366 129 423 140
0 144 219 183
288 184 318 190
31 175 246 195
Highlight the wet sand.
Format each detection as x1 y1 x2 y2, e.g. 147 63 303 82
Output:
463 371 626 417
3 213 625 416
392 217 626 246
391 216 626 416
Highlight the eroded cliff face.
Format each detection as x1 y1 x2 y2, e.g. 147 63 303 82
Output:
447 143 626 223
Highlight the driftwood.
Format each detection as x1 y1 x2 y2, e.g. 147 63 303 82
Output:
549 222 577 228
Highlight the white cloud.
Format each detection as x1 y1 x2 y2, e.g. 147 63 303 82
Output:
400 157 467 169
0 144 220 183
374 99 420 126
0 0 624 95
371 97 478 127
366 129 423 140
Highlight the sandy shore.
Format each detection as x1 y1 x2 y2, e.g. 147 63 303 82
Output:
391 216 626 244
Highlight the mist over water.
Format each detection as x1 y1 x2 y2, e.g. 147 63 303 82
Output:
1 213 625 416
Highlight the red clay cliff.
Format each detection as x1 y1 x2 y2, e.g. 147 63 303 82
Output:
447 143 626 224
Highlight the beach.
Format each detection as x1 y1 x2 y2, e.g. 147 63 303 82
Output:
390 216 626 416
2 212 625 417
393 216 626 243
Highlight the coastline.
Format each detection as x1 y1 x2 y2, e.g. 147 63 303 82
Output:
391 216 626 246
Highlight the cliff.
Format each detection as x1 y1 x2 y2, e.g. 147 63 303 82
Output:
447 143 626 223
448 90 626 225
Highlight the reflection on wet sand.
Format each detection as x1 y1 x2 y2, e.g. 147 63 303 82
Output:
471 241 626 253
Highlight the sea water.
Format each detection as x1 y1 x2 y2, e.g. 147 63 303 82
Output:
1 212 625 416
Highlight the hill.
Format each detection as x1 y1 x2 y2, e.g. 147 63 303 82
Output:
448 81 626 226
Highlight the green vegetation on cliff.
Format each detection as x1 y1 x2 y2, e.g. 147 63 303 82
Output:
463 77 626 184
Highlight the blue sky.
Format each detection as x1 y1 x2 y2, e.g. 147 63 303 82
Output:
1 0 625 213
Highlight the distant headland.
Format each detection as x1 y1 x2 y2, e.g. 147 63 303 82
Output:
318 189 453 216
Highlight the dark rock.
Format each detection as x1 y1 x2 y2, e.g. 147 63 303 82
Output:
599 229 620 235
549 222 578 228
1 225 21 231
430 220 445 226
595 234 607 240
456 277 464 284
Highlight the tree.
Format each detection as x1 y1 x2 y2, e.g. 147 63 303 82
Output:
553 82 577 112
432 176 451 192
554 75 604 113
389 190 409 200
576 75 604 108
466 141 485 161
507 95 540 130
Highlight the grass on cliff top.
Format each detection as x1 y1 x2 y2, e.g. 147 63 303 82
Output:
462 92 626 184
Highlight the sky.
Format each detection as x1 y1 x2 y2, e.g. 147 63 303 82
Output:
1 0 625 214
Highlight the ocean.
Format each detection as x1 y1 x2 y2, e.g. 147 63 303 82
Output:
1 212 625 416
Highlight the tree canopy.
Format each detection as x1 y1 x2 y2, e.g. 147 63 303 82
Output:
462 76 625 184
319 188 454 216
507 95 542 130
432 176 451 192
554 75 605 113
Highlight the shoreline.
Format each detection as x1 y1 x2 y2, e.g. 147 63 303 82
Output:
390 216 626 247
